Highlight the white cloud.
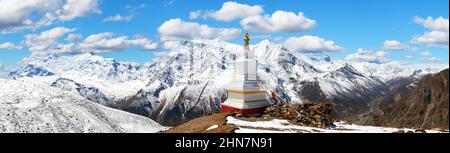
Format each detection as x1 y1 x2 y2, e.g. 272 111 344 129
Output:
411 31 449 46
419 51 442 62
79 32 129 52
273 36 285 42
0 0 59 33
428 57 441 62
404 55 415 59
79 32 158 52
57 0 101 21
414 16 449 32
252 34 272 39
411 16 449 47
282 35 344 53
0 42 23 50
127 35 158 50
382 40 409 50
418 51 444 62
158 18 241 41
65 34 82 42
162 40 182 49
190 1 263 21
420 51 432 56
420 56 441 62
164 0 174 6
0 0 100 33
103 14 134 22
24 27 157 55
189 10 203 19
24 26 76 52
346 48 388 63
240 10 316 33
125 4 147 11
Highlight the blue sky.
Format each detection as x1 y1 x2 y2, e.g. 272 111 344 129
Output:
0 0 448 67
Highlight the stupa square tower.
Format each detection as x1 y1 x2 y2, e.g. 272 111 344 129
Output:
221 33 270 115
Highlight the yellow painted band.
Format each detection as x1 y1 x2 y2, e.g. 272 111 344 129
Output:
227 90 266 94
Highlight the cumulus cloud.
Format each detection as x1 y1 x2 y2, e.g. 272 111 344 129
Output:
282 35 344 53
0 42 23 50
65 34 82 42
79 32 129 51
189 10 203 19
162 40 182 49
0 0 100 33
411 16 449 47
158 18 241 41
418 51 442 62
382 40 409 50
414 16 449 31
346 48 388 63
411 31 449 47
24 26 76 52
103 14 134 22
240 10 316 33
127 35 158 50
78 32 158 53
24 27 157 55
189 1 263 21
57 0 101 21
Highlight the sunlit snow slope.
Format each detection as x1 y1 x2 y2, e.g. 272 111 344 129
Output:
0 78 165 133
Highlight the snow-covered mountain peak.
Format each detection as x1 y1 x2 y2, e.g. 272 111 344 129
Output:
9 64 55 79
18 52 143 82
335 63 364 77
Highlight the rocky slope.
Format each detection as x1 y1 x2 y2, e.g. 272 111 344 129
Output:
359 69 449 129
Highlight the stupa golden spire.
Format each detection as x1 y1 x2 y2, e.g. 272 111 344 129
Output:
244 32 250 51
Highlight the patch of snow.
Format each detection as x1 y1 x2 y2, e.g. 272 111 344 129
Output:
235 127 297 133
206 125 219 131
227 116 444 133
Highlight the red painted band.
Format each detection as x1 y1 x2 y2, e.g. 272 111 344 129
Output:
221 104 267 115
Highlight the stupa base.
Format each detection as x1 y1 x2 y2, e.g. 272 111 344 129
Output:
221 104 267 115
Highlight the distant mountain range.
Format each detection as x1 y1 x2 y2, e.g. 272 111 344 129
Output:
4 39 448 126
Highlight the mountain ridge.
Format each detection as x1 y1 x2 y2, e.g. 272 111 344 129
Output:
6 39 448 125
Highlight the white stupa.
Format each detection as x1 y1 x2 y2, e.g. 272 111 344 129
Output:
221 33 270 115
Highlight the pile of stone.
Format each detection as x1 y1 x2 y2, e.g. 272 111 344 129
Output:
263 103 334 128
